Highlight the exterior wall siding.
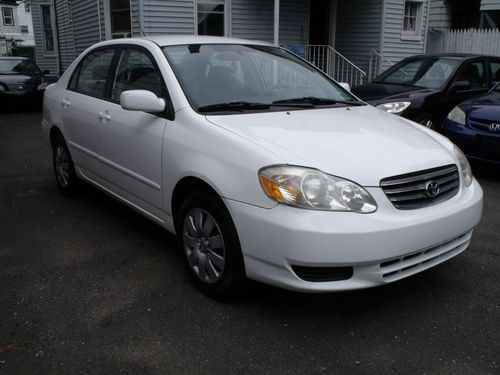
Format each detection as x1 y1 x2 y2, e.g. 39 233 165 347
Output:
140 0 194 35
380 0 430 67
131 0 142 36
71 0 102 55
231 0 274 42
335 0 383 74
428 0 452 30
279 0 309 45
0 4 20 36
231 0 309 44
481 0 500 11
54 0 75 70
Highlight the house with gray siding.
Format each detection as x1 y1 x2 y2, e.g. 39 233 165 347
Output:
31 0 434 85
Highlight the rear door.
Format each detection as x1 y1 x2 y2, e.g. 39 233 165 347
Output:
61 48 116 180
96 46 169 221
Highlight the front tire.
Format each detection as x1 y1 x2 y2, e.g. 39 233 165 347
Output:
177 191 246 299
52 134 80 197
414 113 436 130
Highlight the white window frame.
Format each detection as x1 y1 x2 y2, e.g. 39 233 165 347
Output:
20 25 29 34
40 4 57 56
2 7 14 26
194 0 230 37
401 0 424 41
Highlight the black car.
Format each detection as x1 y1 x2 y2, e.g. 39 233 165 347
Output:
0 57 50 106
352 54 500 130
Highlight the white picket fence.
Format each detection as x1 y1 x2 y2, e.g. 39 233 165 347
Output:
427 29 500 56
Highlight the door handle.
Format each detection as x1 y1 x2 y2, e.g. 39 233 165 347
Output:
98 111 112 122
61 99 71 108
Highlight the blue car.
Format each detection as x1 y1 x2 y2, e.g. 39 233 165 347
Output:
442 83 500 165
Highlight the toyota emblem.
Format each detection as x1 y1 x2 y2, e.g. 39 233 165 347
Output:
425 181 440 198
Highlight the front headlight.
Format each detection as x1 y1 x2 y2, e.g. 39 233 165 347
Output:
376 102 411 114
0 85 5 92
37 82 49 91
454 146 473 187
447 106 466 125
259 166 377 213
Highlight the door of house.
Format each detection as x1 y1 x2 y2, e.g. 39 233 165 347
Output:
309 0 331 45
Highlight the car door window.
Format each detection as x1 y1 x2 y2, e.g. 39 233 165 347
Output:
455 61 487 90
490 61 500 82
72 49 115 98
111 49 164 101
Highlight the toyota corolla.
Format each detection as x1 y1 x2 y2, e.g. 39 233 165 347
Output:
42 36 483 298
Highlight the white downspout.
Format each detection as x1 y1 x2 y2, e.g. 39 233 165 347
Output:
273 0 280 45
96 0 103 41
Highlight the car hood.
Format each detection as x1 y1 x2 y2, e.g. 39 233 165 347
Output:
352 82 433 103
462 92 500 121
205 106 455 186
0 73 42 85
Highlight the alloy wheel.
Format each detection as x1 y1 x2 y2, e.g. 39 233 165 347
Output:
54 144 70 188
183 208 226 284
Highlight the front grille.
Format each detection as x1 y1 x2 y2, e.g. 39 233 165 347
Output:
291 265 353 282
380 165 460 210
7 83 36 92
469 117 495 132
380 230 472 282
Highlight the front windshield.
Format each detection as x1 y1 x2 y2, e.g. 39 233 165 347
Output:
375 57 460 89
163 44 359 111
0 59 40 75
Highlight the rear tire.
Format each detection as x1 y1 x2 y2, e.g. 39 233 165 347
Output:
52 133 80 197
177 190 246 299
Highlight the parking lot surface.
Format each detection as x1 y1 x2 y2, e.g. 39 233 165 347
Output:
0 111 499 374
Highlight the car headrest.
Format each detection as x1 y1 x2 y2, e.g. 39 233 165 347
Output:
206 66 235 88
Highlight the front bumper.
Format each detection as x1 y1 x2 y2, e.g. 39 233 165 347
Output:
442 119 500 164
224 179 483 292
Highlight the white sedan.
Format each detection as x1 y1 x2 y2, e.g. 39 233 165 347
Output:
42 35 483 298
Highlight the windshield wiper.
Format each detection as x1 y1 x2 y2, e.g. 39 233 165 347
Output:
198 101 271 113
273 96 364 106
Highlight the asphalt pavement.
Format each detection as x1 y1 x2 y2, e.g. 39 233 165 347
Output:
0 110 499 374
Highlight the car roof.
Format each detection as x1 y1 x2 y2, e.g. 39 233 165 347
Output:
99 34 274 48
405 53 499 60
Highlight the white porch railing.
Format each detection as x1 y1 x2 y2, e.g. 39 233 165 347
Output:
295 45 366 86
368 50 394 82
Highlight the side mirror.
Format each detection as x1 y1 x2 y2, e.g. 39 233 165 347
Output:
120 90 166 113
42 70 50 75
339 82 351 92
450 80 470 94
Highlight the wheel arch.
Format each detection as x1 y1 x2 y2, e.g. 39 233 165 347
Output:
49 126 64 148
171 176 223 229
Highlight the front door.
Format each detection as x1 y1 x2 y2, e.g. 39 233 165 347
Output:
309 0 331 45
96 47 168 221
